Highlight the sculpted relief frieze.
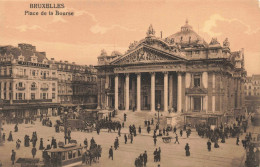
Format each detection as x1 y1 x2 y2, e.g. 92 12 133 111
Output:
116 50 172 65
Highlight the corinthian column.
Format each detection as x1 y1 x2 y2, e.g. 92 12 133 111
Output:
137 73 141 111
125 73 129 111
115 74 119 110
177 73 182 112
169 74 173 109
150 72 155 112
164 72 168 112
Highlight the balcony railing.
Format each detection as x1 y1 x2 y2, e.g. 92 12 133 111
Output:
31 87 37 91
41 88 49 91
17 87 26 91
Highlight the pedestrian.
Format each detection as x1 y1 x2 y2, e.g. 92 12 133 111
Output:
118 128 121 137
173 126 177 134
11 150 16 165
158 147 161 162
151 118 154 125
8 131 13 142
214 140 219 148
185 143 190 156
139 126 141 134
153 148 158 162
174 134 180 144
236 136 240 145
122 122 124 128
2 133 5 141
130 134 133 144
124 113 127 122
143 151 147 166
14 124 18 132
147 126 151 134
32 147 37 158
180 129 183 137
109 146 113 160
124 134 127 144
207 140 211 151
153 135 157 146
39 138 44 150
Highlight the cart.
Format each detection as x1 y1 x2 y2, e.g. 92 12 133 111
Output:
162 136 172 143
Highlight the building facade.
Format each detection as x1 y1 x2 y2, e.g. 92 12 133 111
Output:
0 44 59 117
244 74 260 112
0 43 98 118
96 21 246 126
53 59 97 108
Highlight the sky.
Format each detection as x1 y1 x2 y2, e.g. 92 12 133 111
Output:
0 0 260 75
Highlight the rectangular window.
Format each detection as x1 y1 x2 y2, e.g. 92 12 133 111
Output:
52 93 55 99
18 93 23 100
31 93 35 100
42 93 46 99
194 75 201 87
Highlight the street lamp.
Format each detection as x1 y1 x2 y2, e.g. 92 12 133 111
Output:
157 103 160 129
64 111 68 145
0 112 3 146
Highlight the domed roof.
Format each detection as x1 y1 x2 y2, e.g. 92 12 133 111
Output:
167 20 208 48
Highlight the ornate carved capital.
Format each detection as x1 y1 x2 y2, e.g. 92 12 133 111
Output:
163 71 168 75
135 72 141 76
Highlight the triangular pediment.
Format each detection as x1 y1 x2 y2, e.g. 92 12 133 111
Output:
111 45 185 65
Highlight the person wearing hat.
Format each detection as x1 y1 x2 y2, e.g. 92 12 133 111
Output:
143 150 148 166
11 150 16 165
109 146 113 160
185 143 190 156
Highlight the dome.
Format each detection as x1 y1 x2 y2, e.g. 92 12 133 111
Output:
167 20 208 47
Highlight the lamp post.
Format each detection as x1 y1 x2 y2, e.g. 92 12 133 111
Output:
157 103 160 128
64 111 68 145
0 112 3 146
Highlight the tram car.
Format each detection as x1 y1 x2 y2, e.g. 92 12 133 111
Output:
43 144 83 167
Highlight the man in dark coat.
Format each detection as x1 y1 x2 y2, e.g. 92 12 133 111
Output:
185 143 190 156
153 135 157 146
32 147 37 158
180 129 183 137
11 150 16 165
143 151 148 166
124 113 127 122
39 138 44 150
109 146 113 160
207 140 211 151
153 148 158 162
8 131 13 141
124 134 127 144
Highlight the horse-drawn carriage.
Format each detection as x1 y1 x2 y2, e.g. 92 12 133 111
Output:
162 136 172 143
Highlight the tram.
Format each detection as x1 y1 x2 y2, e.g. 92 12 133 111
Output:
43 144 83 167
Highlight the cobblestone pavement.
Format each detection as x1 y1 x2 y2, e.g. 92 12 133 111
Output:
0 112 254 167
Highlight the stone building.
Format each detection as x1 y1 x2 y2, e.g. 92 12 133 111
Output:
0 44 59 117
244 74 260 112
0 43 98 118
53 59 97 109
96 21 247 126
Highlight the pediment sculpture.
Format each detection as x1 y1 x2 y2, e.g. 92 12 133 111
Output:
114 50 173 64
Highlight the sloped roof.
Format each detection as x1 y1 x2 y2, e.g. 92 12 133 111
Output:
0 44 47 62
